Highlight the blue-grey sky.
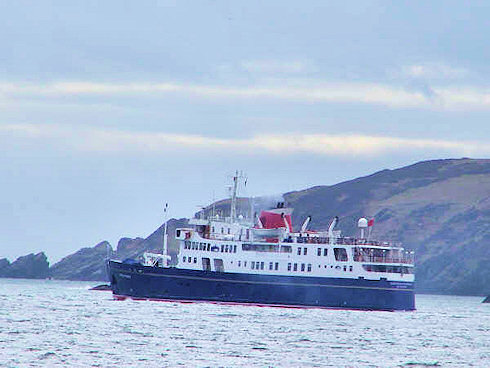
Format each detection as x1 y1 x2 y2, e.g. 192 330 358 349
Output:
1 1 490 262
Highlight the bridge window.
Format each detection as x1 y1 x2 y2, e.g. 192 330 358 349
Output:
293 263 298 271
269 262 273 270
288 263 292 271
307 264 312 272
275 262 279 271
182 257 186 262
301 263 305 272
193 257 197 263
238 261 241 267
260 262 264 270
334 248 348 261
251 261 255 269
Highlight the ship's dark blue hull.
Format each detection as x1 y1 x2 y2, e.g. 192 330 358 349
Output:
107 260 415 311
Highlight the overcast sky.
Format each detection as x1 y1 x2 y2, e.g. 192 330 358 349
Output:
1 1 490 262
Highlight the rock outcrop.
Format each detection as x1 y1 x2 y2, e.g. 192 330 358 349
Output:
49 241 112 281
48 218 188 281
0 252 49 279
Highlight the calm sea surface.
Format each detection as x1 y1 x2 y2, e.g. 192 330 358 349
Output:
0 279 488 367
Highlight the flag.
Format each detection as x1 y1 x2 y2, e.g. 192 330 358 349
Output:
368 218 375 227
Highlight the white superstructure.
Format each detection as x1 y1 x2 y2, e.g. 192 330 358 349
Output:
162 172 415 283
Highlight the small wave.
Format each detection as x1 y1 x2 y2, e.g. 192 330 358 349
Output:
38 352 56 360
401 362 441 367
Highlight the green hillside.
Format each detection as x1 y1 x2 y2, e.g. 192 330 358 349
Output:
285 158 490 295
47 158 490 296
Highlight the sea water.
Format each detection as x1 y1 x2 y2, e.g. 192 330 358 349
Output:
0 278 488 367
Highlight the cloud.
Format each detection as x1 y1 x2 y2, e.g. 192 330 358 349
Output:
3 78 490 111
1 123 488 157
0 80 428 108
433 86 490 109
399 63 469 80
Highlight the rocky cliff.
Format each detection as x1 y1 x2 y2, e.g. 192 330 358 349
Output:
48 218 188 281
0 252 49 279
49 241 113 281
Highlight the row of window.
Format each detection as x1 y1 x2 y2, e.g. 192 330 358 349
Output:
183 257 359 274
295 247 348 262
249 261 279 271
185 241 351 263
362 265 414 274
184 241 237 254
211 226 232 235
184 241 209 250
319 264 353 272
242 243 292 253
287 263 312 272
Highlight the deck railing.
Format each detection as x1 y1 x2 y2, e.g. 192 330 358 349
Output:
295 236 400 247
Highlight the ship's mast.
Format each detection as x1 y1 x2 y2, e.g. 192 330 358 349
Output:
162 203 169 262
230 170 246 222
230 171 239 222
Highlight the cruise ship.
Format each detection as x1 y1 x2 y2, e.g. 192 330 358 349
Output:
107 173 415 311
